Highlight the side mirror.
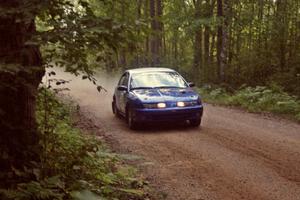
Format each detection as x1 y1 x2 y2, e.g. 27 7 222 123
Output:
188 82 195 87
117 85 128 91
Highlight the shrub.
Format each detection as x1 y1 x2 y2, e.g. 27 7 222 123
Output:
0 88 148 200
198 85 300 122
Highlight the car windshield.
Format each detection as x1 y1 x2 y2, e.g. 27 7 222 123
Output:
130 71 187 90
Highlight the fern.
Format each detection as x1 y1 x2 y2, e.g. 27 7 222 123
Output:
199 86 300 121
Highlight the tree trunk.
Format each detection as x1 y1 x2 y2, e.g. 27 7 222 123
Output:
228 2 233 66
217 0 228 82
264 1 272 50
248 2 255 50
217 0 223 81
144 0 150 65
149 0 158 65
204 0 214 67
119 2 127 67
156 0 163 64
193 0 203 82
173 31 178 61
193 29 203 69
204 27 210 65
204 0 215 82
135 0 143 66
258 0 264 51
275 0 288 71
236 2 241 57
210 31 216 64
0 1 44 173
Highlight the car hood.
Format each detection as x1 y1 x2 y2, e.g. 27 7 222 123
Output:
132 88 199 103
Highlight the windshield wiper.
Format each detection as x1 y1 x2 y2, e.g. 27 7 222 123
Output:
130 87 154 90
155 86 183 89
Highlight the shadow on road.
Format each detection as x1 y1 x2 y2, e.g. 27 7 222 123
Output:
134 122 201 133
112 114 202 133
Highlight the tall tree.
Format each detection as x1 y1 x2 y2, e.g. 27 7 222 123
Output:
149 0 158 65
203 0 216 81
144 0 150 65
0 0 44 170
149 0 163 65
217 0 229 82
193 0 203 78
204 0 215 67
274 0 288 71
156 0 164 61
0 0 135 174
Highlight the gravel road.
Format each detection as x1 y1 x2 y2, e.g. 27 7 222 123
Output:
49 68 300 200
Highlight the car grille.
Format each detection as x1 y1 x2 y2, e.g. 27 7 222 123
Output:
146 110 200 121
143 100 199 109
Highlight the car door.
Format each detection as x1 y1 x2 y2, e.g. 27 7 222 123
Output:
115 73 129 114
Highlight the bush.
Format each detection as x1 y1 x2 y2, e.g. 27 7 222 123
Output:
198 85 300 122
198 86 231 105
0 88 148 200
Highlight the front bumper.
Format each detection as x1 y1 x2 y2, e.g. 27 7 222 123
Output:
134 105 203 122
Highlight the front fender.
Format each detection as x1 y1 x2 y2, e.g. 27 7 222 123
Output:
126 92 143 111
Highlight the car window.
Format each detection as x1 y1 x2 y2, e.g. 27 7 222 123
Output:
118 75 125 86
130 72 187 89
118 73 129 86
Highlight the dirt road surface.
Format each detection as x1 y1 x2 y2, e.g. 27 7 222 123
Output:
48 69 300 200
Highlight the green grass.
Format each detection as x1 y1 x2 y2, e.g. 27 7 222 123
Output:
0 88 149 200
198 85 300 122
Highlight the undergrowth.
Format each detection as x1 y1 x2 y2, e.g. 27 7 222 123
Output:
198 85 300 122
0 88 149 200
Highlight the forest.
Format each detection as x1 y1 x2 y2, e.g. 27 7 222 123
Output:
97 0 300 96
0 0 299 199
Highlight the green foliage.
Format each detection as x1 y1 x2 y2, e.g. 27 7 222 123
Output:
1 176 65 200
35 0 300 96
198 85 231 104
114 0 300 97
0 89 148 200
199 85 300 122
35 0 146 74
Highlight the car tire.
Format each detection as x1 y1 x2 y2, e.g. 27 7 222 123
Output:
190 117 201 127
112 101 121 118
126 107 138 130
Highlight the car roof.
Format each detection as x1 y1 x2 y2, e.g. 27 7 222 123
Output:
125 67 175 74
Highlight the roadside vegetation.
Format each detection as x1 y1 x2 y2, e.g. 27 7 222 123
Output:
0 88 149 200
198 86 300 122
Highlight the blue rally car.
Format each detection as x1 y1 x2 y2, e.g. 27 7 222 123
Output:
112 68 203 129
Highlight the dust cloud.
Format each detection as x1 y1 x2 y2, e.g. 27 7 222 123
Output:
42 67 121 103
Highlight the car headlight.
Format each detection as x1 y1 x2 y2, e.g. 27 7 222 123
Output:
177 101 185 107
157 103 166 108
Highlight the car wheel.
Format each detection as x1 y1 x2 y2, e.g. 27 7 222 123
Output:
127 107 138 130
112 101 121 118
190 117 201 127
